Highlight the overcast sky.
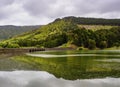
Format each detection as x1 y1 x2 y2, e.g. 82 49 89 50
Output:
0 0 120 25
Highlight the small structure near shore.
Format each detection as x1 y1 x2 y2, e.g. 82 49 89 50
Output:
0 47 74 54
0 48 45 53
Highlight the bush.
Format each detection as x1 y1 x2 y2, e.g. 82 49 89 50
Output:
77 47 84 50
0 42 20 48
0 42 8 48
7 43 20 48
36 45 44 48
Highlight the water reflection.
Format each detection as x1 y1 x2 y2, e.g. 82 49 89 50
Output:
14 50 120 80
0 50 120 80
26 53 120 58
0 71 120 87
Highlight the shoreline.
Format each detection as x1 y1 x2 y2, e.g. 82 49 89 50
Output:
0 47 120 54
0 47 74 54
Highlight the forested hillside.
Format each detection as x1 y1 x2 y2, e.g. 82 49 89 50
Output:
57 16 120 25
0 25 40 40
0 19 120 49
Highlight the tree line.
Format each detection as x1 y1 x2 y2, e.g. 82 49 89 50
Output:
61 16 120 25
0 20 120 49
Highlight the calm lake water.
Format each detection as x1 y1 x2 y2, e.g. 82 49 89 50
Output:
0 50 120 87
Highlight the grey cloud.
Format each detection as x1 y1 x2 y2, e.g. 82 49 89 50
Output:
0 0 120 25
23 0 57 16
22 0 120 19
75 0 120 14
0 0 14 6
0 8 12 20
0 0 15 20
0 11 8 20
100 0 120 13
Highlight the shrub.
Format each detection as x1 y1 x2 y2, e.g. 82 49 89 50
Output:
77 47 84 50
114 42 120 48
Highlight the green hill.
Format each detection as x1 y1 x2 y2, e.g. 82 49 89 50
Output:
0 20 77 48
0 25 40 40
0 18 120 49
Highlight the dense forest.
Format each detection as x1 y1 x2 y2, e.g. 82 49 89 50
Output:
0 25 40 40
55 16 120 25
0 18 120 49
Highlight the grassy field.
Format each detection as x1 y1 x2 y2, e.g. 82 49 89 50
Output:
78 25 118 30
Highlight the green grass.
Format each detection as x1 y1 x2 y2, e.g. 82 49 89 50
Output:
78 24 118 31
105 46 120 50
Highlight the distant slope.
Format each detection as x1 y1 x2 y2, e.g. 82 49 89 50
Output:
0 25 41 40
55 16 120 25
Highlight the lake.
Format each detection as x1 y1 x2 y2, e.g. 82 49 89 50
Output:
0 50 120 87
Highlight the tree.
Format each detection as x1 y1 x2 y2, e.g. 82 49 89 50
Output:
114 42 120 49
99 41 107 49
88 39 96 49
